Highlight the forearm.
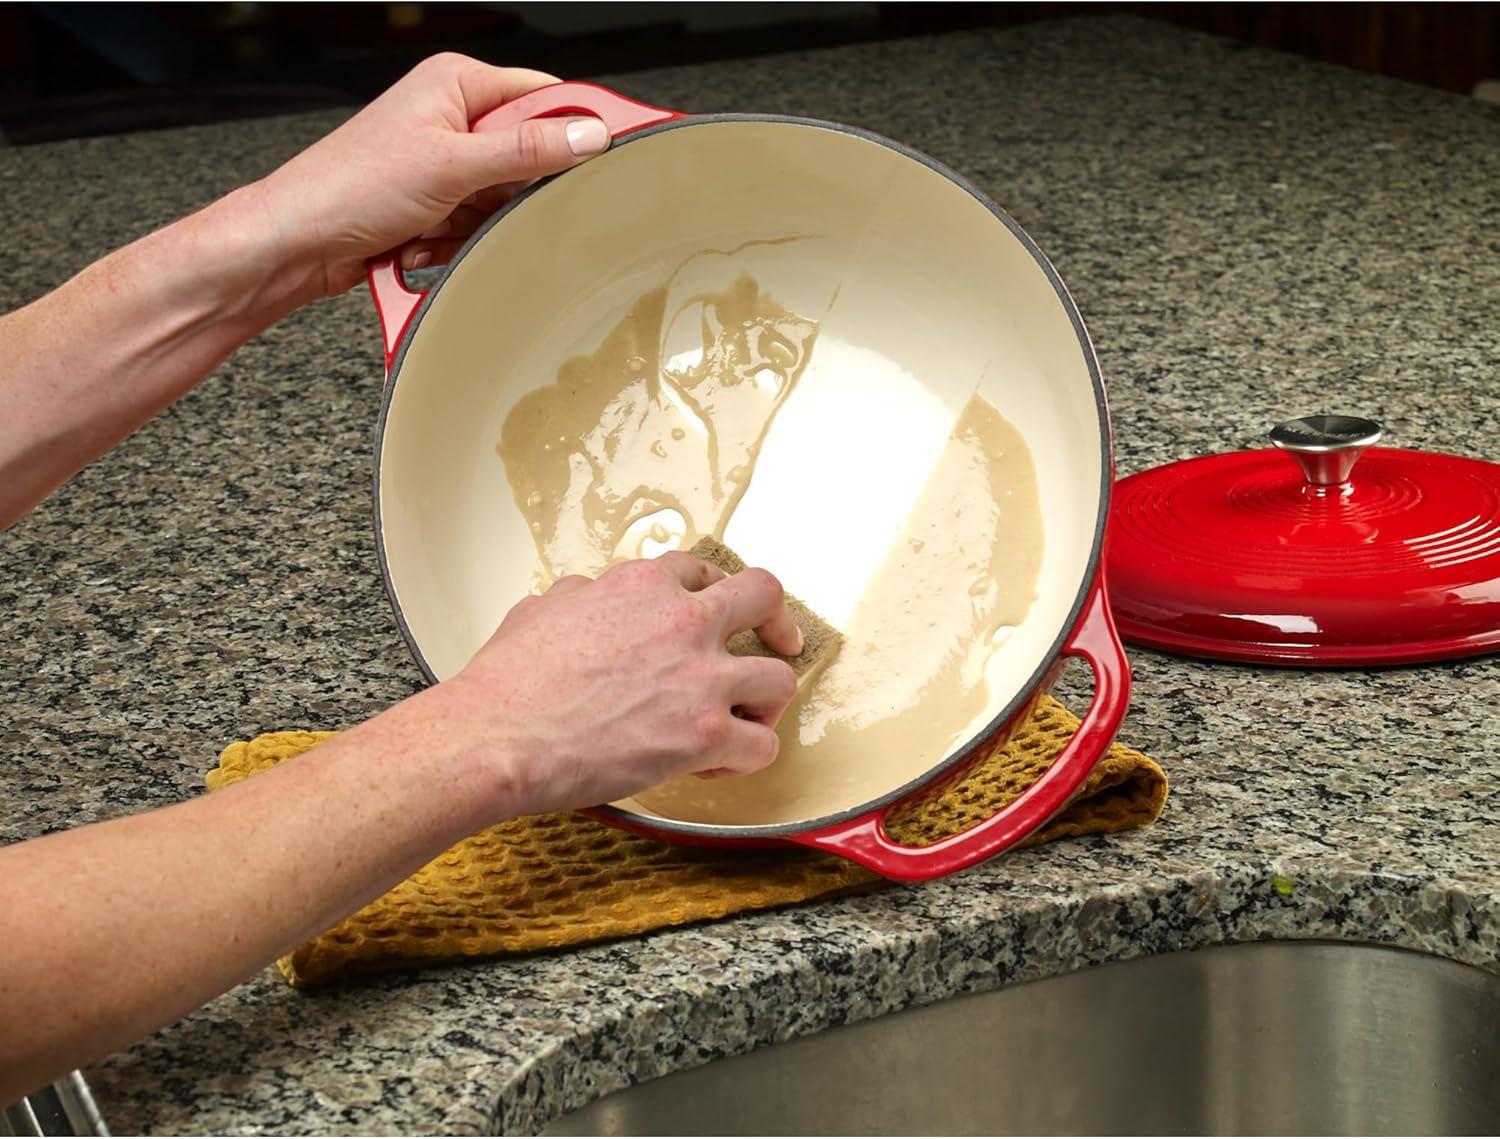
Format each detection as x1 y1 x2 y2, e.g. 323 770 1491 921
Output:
0 685 511 1102
0 182 321 530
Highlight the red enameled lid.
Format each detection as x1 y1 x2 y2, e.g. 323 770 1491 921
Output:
1105 415 1500 666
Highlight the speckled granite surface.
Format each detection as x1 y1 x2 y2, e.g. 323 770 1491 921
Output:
2 15 1497 1136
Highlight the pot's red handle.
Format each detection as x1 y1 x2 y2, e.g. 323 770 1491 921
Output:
366 82 683 373
788 582 1131 882
367 255 426 374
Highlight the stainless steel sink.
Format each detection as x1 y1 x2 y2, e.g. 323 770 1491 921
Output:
543 942 1500 1136
1 1074 107 1137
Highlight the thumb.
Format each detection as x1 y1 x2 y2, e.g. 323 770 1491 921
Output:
457 114 610 189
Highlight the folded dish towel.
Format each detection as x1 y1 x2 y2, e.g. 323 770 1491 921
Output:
207 695 1167 987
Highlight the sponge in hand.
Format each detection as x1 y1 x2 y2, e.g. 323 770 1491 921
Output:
688 536 843 686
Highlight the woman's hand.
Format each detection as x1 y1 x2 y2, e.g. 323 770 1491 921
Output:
437 553 803 817
0 553 802 1101
0 53 614 529
253 52 611 297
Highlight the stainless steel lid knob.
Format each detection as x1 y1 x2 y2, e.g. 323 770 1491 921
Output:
1269 414 1384 487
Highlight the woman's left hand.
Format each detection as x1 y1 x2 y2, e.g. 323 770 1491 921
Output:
252 52 611 297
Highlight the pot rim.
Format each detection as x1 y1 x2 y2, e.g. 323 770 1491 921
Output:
372 111 1114 839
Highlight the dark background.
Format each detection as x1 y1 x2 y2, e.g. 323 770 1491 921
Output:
2 2 1496 146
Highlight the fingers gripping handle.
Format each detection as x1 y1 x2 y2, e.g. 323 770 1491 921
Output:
366 83 682 372
789 584 1131 881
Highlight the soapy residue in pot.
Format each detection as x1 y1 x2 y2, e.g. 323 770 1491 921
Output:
499 247 819 582
498 242 1044 825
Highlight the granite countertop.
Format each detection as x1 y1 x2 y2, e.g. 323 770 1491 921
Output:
2 15 1497 1135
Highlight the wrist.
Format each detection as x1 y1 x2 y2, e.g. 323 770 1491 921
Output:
371 680 531 835
98 182 325 347
138 178 331 339
198 181 329 320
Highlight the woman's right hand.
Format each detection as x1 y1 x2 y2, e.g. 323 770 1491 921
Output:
433 552 802 817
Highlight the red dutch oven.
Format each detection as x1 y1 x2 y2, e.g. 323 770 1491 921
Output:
367 83 1130 881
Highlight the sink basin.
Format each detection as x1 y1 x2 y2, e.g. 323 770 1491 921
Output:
543 941 1500 1136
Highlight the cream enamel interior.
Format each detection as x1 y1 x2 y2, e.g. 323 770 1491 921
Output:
377 119 1106 826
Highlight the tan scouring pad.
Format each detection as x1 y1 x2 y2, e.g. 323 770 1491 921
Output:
688 536 843 686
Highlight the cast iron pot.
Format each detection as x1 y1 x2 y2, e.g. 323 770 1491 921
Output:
367 83 1130 882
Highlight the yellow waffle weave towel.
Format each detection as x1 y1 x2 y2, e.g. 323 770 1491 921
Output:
208 695 1166 987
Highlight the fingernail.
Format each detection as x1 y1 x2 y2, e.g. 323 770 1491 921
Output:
794 626 805 654
410 250 432 269
566 118 609 157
